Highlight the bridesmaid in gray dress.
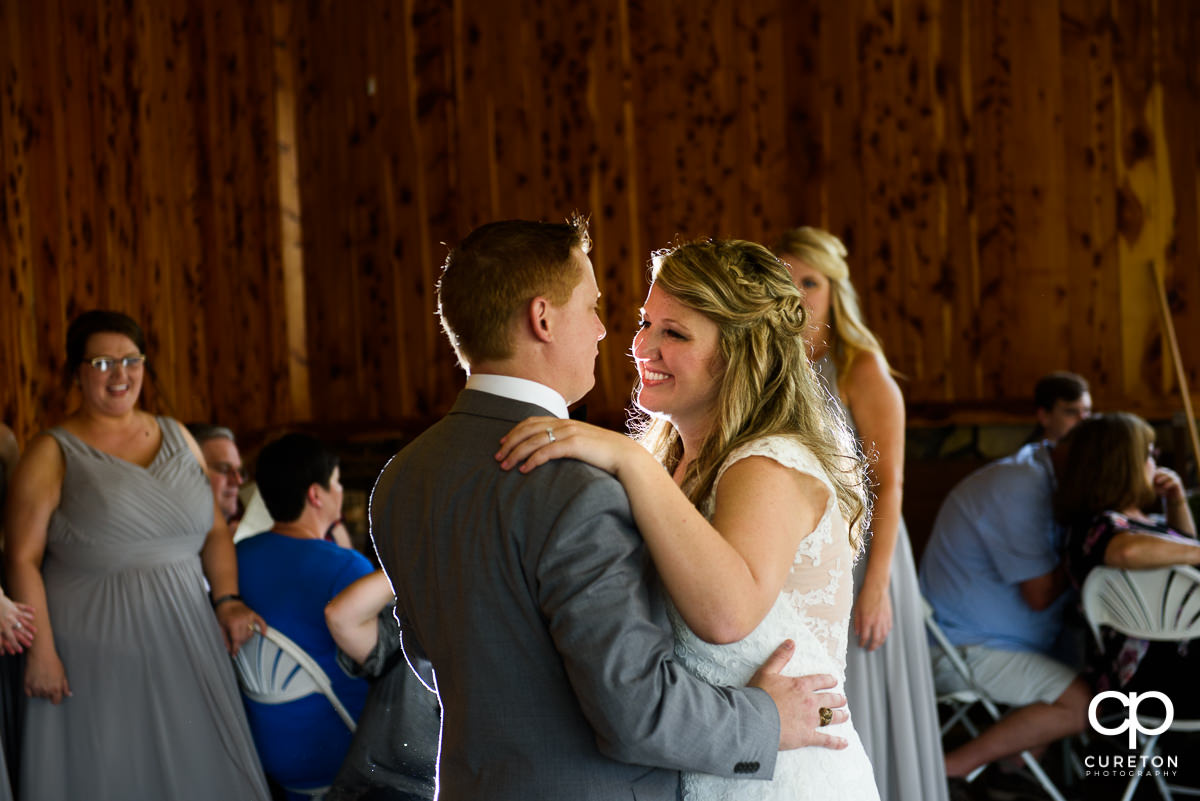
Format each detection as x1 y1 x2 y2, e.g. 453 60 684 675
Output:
776 228 949 801
4 311 271 801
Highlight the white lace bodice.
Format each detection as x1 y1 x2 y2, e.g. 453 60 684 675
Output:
671 435 856 686
671 436 879 801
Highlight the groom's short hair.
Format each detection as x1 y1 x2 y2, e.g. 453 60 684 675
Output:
438 217 590 369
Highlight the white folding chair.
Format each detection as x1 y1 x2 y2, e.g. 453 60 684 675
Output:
922 599 1071 801
232 626 357 800
1081 565 1200 801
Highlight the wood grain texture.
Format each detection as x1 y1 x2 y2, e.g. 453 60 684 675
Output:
2 0 1199 447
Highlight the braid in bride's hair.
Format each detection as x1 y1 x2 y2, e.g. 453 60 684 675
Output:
632 239 870 550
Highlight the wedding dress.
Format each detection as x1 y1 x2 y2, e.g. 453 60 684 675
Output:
671 435 881 801
815 352 948 801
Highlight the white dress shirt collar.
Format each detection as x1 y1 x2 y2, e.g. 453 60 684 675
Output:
465 373 569 419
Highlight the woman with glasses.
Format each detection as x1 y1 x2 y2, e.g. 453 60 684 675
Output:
4 310 271 801
1056 412 1200 716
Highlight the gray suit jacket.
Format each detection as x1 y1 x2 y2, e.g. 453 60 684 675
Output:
371 390 779 800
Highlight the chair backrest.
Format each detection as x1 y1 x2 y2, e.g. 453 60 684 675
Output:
921 598 990 693
1081 565 1200 648
922 598 972 680
232 626 357 732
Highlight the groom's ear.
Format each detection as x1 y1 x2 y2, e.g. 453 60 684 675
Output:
526 296 554 343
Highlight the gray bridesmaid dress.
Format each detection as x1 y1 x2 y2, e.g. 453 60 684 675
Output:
20 418 270 801
815 354 949 801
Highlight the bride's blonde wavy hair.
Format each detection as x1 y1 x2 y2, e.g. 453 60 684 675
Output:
633 239 869 549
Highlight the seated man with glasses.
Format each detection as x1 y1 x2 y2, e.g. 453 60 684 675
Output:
185 423 247 528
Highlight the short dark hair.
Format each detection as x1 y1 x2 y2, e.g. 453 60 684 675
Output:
255 433 339 523
64 310 147 388
1034 371 1089 411
437 216 590 369
185 423 236 445
1054 412 1156 527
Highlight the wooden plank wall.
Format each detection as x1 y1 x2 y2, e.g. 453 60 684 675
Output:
2 0 1198 446
0 0 298 444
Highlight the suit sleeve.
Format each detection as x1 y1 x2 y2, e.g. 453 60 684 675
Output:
532 471 780 779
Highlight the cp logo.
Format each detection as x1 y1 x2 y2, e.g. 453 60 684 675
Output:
1088 690 1174 749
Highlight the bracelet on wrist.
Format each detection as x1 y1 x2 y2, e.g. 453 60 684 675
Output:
211 593 243 610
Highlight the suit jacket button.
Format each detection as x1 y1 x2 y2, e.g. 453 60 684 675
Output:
733 761 759 774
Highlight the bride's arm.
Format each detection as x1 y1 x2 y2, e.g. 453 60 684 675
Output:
498 418 827 643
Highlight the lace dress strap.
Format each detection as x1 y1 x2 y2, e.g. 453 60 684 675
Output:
705 435 839 566
714 436 835 496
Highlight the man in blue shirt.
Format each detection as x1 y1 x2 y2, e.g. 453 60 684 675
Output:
919 440 1089 779
236 433 374 797
1026 371 1092 445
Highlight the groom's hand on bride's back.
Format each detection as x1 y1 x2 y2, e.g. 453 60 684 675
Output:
748 639 850 751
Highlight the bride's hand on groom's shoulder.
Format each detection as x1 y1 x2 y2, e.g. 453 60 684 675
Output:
496 416 639 477
749 640 850 751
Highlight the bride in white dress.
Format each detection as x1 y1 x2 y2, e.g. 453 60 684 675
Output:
498 239 881 800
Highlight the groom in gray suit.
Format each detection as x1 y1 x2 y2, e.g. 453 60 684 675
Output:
371 218 848 800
